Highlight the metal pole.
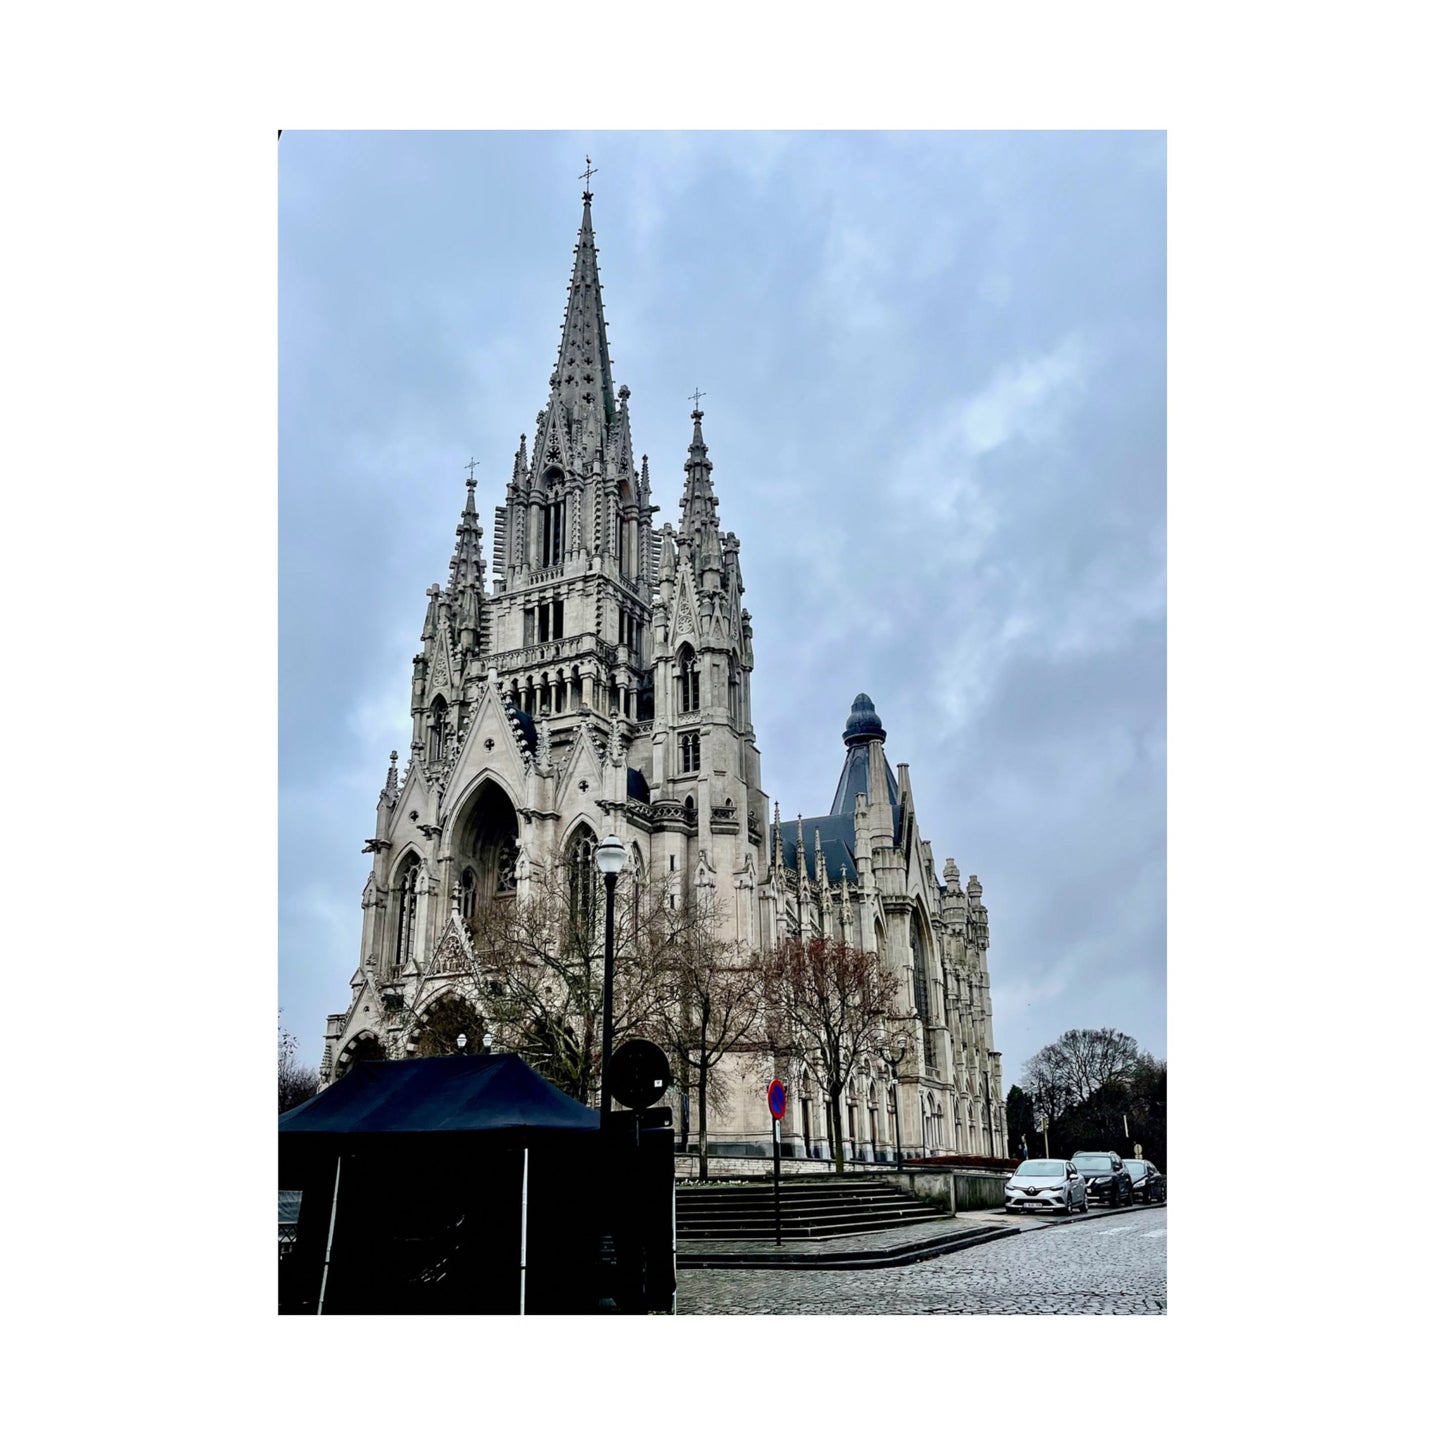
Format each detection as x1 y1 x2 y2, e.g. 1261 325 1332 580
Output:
519 1146 530 1315
316 1154 343 1315
772 1116 782 1246
599 872 618 1118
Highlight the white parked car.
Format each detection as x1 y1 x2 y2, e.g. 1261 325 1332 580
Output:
1004 1158 1087 1215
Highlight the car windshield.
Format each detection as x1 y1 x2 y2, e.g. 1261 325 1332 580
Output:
1074 1155 1114 1172
1124 1161 1147 1179
1014 1161 1065 1177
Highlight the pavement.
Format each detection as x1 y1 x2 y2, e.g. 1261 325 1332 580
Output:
677 1203 1168 1314
677 1199 1167 1270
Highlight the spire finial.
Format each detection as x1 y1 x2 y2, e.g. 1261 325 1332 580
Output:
688 388 706 416
465 456 479 482
579 154 598 200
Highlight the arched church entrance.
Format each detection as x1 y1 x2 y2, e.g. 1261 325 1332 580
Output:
334 1030 386 1080
450 779 520 932
408 993 487 1058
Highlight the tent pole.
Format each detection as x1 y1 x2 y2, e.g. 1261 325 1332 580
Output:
519 1146 530 1315
317 1154 343 1315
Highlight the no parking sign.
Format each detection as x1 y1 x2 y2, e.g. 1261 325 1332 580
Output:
767 1078 787 1120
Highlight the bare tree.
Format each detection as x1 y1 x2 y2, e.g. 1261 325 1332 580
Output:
391 846 723 1107
758 937 905 1175
1020 1027 1141 1117
655 890 762 1180
278 1013 318 1114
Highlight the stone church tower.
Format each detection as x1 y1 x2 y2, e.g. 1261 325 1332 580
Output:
319 184 1004 1164
321 189 769 1091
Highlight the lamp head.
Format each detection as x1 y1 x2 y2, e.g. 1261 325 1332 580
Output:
595 833 626 877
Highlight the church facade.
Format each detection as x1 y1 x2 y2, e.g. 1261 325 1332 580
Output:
318 188 1006 1163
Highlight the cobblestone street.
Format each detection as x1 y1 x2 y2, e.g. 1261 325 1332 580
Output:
677 1209 1167 1315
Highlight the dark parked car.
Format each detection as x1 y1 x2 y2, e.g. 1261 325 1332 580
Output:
1071 1150 1134 1207
1124 1158 1166 1203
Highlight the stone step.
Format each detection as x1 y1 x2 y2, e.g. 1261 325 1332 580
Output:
679 1224 1019 1269
676 1183 921 1205
675 1177 949 1242
680 1209 940 1235
677 1199 941 1221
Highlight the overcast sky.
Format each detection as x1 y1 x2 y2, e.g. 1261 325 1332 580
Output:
279 130 1166 1084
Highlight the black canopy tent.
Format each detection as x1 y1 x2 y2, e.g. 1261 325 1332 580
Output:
279 1053 600 1314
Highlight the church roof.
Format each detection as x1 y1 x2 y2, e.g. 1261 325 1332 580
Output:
775 694 904 884
779 807 904 885
829 740 899 816
829 695 898 814
505 704 537 756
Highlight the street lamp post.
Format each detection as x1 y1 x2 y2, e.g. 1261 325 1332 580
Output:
595 833 626 1118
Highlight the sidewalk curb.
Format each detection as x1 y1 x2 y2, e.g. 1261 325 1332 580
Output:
677 1200 1166 1272
680 1223 1021 1271
998 1198 1168 1231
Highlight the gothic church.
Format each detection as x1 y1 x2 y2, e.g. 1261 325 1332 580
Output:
319 186 1006 1162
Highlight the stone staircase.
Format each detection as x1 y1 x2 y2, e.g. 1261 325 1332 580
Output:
674 1177 949 1242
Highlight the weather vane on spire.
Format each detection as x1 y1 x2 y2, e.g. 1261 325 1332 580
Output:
579 154 598 196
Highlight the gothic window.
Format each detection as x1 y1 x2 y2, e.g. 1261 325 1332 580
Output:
911 912 937 1071
496 838 518 894
537 597 564 643
679 730 700 773
542 499 564 567
540 471 564 568
392 859 420 977
629 844 644 942
677 645 700 713
428 697 447 763
460 867 477 921
567 825 598 949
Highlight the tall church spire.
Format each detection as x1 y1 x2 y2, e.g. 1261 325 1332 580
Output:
546 192 617 440
679 404 724 591
448 474 485 594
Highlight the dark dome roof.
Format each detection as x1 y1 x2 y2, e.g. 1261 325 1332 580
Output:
842 692 886 745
